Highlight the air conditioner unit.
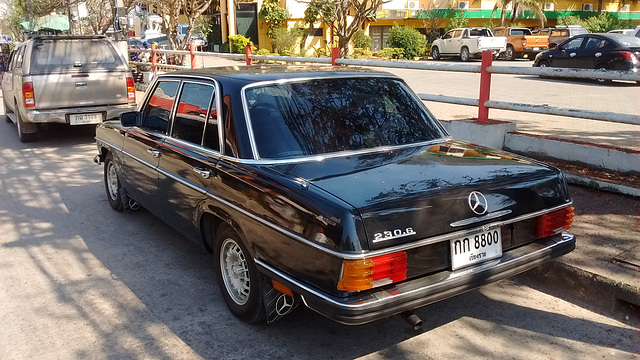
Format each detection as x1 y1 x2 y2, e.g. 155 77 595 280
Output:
458 1 469 10
407 0 420 10
620 4 630 12
582 3 594 11
543 2 554 11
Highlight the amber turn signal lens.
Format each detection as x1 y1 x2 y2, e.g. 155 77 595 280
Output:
536 206 574 238
338 251 407 291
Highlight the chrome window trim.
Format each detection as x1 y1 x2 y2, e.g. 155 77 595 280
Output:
239 74 445 161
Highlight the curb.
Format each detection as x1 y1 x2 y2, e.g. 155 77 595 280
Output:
564 174 640 198
518 260 640 318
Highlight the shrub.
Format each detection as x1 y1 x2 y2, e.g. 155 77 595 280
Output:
313 47 328 57
374 47 404 60
228 35 252 54
256 48 271 55
352 48 373 59
272 27 304 55
387 25 427 60
582 12 636 33
353 29 372 50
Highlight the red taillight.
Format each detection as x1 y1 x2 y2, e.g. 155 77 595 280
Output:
618 51 639 63
126 77 136 102
22 82 35 107
338 251 407 291
536 206 574 238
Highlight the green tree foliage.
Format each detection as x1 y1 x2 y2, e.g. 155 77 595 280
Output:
445 17 469 32
557 15 584 26
581 13 636 33
304 0 385 58
387 25 427 59
228 34 253 54
271 27 304 55
259 0 288 41
491 0 547 28
353 29 371 50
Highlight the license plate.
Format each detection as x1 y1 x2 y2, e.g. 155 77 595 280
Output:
450 228 502 270
69 113 102 125
533 47 540 51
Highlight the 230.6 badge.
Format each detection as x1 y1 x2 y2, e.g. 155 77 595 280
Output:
373 227 416 243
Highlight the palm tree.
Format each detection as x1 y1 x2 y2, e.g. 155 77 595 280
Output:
491 0 548 28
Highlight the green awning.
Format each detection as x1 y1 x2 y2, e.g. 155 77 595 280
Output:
21 14 70 32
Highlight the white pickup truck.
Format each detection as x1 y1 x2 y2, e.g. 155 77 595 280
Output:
431 28 507 62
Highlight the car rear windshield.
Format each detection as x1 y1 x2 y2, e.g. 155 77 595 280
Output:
245 77 445 159
30 38 125 73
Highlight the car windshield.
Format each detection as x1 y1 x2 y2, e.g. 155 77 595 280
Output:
31 38 125 73
245 77 445 159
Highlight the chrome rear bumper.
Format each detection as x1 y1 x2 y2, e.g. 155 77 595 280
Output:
256 233 575 325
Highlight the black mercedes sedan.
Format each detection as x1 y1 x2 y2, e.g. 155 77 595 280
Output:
533 33 640 83
94 65 575 326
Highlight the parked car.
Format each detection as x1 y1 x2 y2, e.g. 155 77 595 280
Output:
431 27 507 61
493 27 547 60
548 25 588 49
1 35 136 142
533 33 640 84
607 29 636 36
94 65 576 326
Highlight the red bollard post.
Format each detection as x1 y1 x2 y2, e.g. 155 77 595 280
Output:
246 45 253 65
331 48 340 66
151 43 157 73
477 50 493 124
190 43 196 69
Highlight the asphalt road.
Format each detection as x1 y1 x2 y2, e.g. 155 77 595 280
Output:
0 98 639 359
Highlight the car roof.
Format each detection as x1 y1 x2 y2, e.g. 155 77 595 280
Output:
159 65 399 83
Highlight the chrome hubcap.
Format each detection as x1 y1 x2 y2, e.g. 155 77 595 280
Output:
220 238 250 305
106 162 119 200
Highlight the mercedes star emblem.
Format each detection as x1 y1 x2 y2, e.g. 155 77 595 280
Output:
468 191 488 215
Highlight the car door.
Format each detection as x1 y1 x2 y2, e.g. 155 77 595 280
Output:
575 36 611 69
157 80 220 240
1 45 25 111
551 37 585 68
120 79 179 217
440 30 458 54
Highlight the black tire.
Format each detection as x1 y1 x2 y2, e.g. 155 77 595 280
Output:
431 46 441 60
504 45 515 61
104 152 124 211
460 47 470 62
537 60 550 78
214 225 265 324
15 105 36 143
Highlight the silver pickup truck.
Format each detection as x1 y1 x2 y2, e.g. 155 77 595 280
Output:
1 35 136 142
431 27 507 62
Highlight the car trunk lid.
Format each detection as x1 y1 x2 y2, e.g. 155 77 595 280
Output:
270 141 570 250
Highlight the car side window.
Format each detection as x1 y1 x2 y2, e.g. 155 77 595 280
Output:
142 80 179 134
13 46 25 70
494 29 504 36
443 31 453 40
171 82 215 146
561 37 584 51
584 37 604 49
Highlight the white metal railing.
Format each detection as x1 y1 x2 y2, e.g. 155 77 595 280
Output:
128 47 640 126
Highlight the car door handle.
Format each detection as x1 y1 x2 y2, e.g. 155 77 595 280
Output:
193 167 211 179
570 53 576 57
595 52 602 57
147 149 161 158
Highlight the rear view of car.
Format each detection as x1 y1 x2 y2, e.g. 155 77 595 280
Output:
1 35 136 142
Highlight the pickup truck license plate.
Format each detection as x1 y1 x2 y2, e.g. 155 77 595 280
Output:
533 47 540 51
450 228 502 270
69 113 102 125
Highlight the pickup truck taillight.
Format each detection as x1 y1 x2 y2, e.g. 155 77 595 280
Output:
22 82 35 107
126 77 136 102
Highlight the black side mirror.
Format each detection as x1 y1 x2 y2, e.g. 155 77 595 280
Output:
120 111 141 127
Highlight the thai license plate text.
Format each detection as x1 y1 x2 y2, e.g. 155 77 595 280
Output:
69 113 102 125
450 228 502 270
